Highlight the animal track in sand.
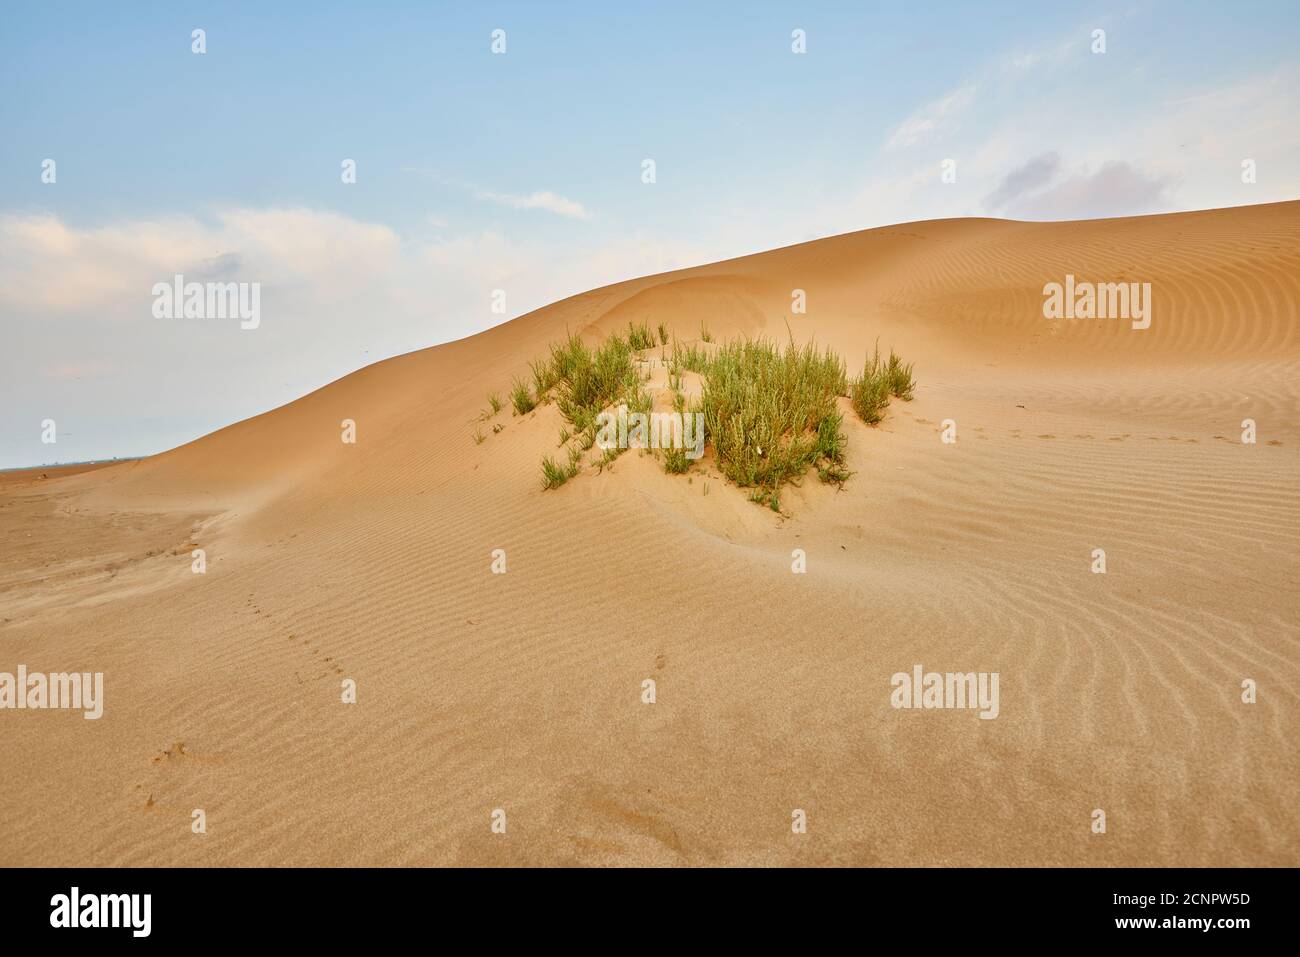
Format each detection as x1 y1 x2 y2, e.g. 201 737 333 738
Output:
286 632 346 679
246 592 345 678
134 740 224 814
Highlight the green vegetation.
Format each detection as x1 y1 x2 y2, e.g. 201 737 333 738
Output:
510 378 536 416
497 326 914 511
541 446 584 489
672 340 711 375
487 392 502 415
524 326 650 488
850 348 890 425
850 344 914 425
699 338 848 509
661 392 692 474
626 321 655 351
885 349 915 401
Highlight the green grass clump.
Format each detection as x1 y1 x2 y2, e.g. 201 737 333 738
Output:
626 321 655 351
488 392 502 415
671 340 711 375
850 346 891 424
531 358 558 400
661 392 694 474
849 345 915 423
519 325 912 509
541 455 569 489
511 378 536 416
536 329 653 490
541 446 584 489
700 339 849 506
552 333 640 431
885 349 915 401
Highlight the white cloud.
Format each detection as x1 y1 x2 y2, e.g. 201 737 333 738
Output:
0 206 736 466
475 189 591 220
0 209 404 318
999 160 1177 220
885 84 977 150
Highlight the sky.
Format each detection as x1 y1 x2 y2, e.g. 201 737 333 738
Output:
2 0 1298 467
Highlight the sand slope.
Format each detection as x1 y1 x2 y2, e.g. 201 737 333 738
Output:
2 202 1297 866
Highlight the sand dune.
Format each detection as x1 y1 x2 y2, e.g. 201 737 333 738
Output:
2 202 1297 866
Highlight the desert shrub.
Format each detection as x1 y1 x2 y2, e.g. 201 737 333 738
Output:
527 326 912 509
541 446 584 489
885 349 915 400
671 340 711 375
553 333 639 430
511 378 536 415
850 346 890 424
661 392 695 474
531 358 558 400
699 339 847 507
626 321 655 351
541 455 570 489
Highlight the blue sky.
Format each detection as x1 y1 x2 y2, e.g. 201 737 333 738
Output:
2 1 1298 466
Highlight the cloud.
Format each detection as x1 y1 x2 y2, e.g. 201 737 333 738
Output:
0 209 404 317
999 161 1177 221
475 189 591 220
400 167 593 220
0 206 731 466
983 152 1062 210
885 84 977 150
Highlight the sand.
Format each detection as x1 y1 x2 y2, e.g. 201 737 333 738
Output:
1 202 1297 866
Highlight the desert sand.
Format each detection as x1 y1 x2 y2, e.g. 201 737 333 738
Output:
1 202 1297 866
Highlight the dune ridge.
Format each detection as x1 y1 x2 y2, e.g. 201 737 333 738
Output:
1 202 1297 866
